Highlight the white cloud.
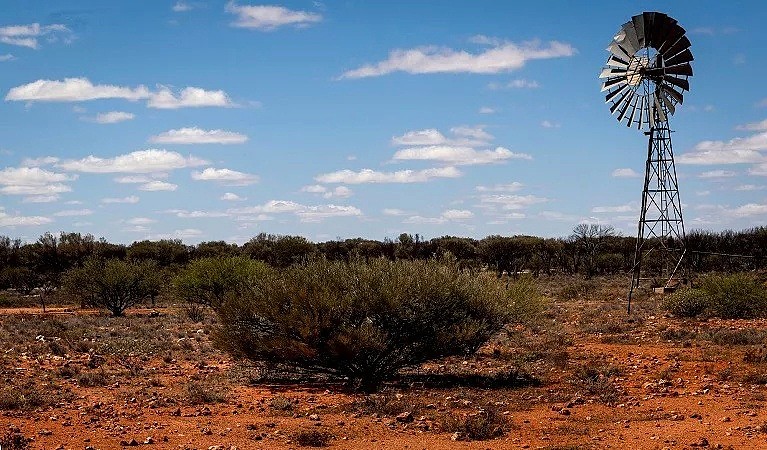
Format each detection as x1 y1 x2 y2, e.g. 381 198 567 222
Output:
478 194 548 210
678 132 767 164
737 119 767 132
301 184 327 194
147 86 236 109
169 209 229 218
221 192 246 201
6 78 150 102
115 175 152 184
6 78 237 110
316 167 461 184
127 217 155 225
94 111 135 124
735 184 766 191
729 203 767 217
591 202 637 213
749 164 767 176
124 225 150 233
149 127 248 144
475 182 523 192
152 228 203 240
20 156 58 167
173 1 193 12
0 208 52 227
403 209 474 224
322 186 352 199
139 181 178 191
392 145 530 165
479 106 496 114
611 168 640 178
0 54 15 62
58 149 207 173
0 167 75 186
392 129 449 146
489 79 540 89
22 195 59 203
0 23 71 49
0 184 71 196
101 195 139 204
339 39 575 79
225 2 322 30
229 200 362 222
191 167 259 185
383 208 406 216
53 209 93 217
441 209 474 220
0 167 75 200
699 170 736 179
540 120 560 129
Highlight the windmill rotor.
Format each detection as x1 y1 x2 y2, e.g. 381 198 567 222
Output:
600 12 693 129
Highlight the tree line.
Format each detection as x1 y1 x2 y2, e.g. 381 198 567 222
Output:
1 225 766 299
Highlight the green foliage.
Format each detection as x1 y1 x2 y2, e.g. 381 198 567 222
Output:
174 256 269 309
63 258 161 316
664 273 767 319
215 257 540 391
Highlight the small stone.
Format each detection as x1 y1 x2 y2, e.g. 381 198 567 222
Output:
721 416 731 423
451 432 465 441
309 414 320 421
396 411 414 423
144 436 154 444
170 407 181 417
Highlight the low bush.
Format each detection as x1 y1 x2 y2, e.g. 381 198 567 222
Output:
442 406 506 441
216 257 541 391
663 273 767 319
184 380 227 405
294 429 332 447
0 430 30 450
174 256 269 309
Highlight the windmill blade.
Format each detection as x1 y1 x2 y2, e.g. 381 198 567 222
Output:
661 83 684 105
617 90 635 121
632 14 646 48
601 76 627 92
654 93 668 122
662 35 691 59
607 41 633 61
660 90 676 115
621 21 641 54
664 62 693 77
648 94 656 128
658 25 685 54
666 48 694 66
600 67 627 79
663 75 690 91
652 14 677 50
642 12 657 47
607 54 629 68
626 95 640 126
606 83 629 103
637 96 646 129
609 87 632 112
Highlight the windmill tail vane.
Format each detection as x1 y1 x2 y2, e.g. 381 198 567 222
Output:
600 11 693 312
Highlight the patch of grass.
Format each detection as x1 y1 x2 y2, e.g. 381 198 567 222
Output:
184 380 227 405
710 328 767 346
77 369 109 387
0 386 52 411
269 394 294 412
294 429 332 447
572 363 621 404
0 430 31 450
441 406 506 441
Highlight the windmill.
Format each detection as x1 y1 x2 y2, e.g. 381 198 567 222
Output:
599 12 693 311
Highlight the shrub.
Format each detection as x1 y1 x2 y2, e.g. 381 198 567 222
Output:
215 257 539 391
0 430 30 450
294 429 332 447
184 381 227 405
442 406 506 441
174 256 269 309
63 258 161 316
664 273 767 319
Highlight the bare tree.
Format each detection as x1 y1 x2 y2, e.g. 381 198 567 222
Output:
570 223 618 278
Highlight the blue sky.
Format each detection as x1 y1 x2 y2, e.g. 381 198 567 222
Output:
1 1 766 244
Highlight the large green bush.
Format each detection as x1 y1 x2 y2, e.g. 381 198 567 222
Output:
174 256 269 309
63 258 160 316
663 273 767 319
215 257 541 391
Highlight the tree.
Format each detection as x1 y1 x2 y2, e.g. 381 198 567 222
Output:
63 258 160 316
174 256 268 309
569 224 617 278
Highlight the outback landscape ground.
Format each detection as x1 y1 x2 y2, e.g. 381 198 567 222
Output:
2 275 767 450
